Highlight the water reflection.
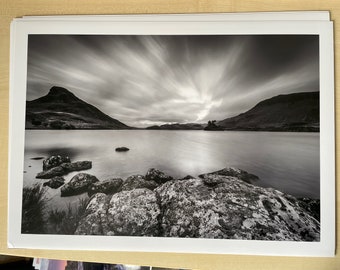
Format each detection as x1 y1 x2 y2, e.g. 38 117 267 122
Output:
24 130 320 199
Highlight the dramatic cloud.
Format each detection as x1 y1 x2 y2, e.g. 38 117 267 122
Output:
26 35 319 127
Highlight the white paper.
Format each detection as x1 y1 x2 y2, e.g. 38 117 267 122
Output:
8 13 335 257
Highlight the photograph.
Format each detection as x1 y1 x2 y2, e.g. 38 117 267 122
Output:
21 34 321 242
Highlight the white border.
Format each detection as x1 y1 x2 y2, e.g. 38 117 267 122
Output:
8 15 335 257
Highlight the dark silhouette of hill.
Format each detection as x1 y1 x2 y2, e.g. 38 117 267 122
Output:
217 92 319 132
146 123 205 130
26 86 130 129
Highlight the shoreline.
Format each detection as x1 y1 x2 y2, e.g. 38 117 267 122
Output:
22 156 320 241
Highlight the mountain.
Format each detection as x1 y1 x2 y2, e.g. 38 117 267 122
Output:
146 123 205 130
26 86 130 129
217 92 319 132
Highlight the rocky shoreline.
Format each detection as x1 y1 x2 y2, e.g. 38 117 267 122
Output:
33 155 320 241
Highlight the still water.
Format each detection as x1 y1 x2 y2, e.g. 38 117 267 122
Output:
24 130 320 203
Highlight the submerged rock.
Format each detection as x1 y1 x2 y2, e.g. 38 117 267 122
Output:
121 174 159 191
115 147 129 152
61 173 99 197
145 168 173 184
43 155 71 171
43 176 65 189
88 178 123 197
36 161 92 179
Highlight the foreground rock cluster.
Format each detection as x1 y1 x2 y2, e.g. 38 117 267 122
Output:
37 155 320 241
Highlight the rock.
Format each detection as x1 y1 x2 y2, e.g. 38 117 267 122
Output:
155 174 320 241
115 147 129 152
88 178 123 197
201 174 228 187
297 197 320 221
121 174 159 191
145 168 173 184
60 161 92 171
43 155 71 171
36 166 65 179
43 176 65 189
61 173 99 197
75 193 110 235
75 167 320 241
36 161 92 179
180 175 195 180
106 189 160 236
76 189 161 236
30 156 44 160
199 167 259 184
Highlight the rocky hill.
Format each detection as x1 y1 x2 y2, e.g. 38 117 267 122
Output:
217 92 319 132
26 86 130 129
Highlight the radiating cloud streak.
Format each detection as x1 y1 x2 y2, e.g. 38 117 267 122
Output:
27 35 319 127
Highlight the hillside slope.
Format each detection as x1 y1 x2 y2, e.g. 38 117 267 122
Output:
218 92 319 131
26 86 130 129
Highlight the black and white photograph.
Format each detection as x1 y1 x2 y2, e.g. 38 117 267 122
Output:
21 34 321 240
7 14 335 256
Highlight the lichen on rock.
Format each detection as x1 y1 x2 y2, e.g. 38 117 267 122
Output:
60 173 99 197
74 167 320 241
121 174 158 191
107 188 161 236
75 193 110 235
145 168 173 184
43 155 71 171
36 160 92 179
88 178 123 197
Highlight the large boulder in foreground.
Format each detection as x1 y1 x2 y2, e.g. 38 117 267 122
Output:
61 173 99 197
106 188 161 236
76 189 161 236
75 193 110 235
88 178 123 197
75 167 320 241
43 155 71 171
36 161 92 179
156 174 319 241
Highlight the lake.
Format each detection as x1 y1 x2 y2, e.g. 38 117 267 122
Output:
23 130 320 210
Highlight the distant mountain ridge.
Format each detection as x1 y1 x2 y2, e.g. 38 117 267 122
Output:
26 87 319 131
26 86 130 129
146 123 205 130
217 91 319 132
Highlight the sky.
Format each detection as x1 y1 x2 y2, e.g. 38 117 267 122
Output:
26 35 319 127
